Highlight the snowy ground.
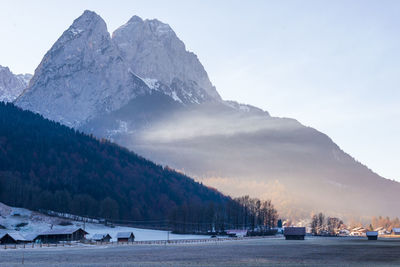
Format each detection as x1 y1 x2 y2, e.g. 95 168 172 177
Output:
0 202 211 241
2 237 400 266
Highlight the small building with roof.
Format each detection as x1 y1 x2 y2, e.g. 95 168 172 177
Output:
116 232 135 243
92 233 112 242
35 227 88 243
0 232 28 244
366 231 378 240
284 227 306 240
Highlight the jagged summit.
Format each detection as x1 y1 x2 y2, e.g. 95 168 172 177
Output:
0 65 31 103
16 10 150 127
127 15 143 24
16 11 223 127
113 15 221 102
50 10 108 51
123 15 174 38
10 10 400 220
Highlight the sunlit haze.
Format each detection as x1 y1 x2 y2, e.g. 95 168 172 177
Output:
1 0 399 181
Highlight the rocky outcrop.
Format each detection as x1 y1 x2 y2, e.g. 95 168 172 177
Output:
113 16 221 103
13 10 400 220
0 66 31 102
16 11 150 127
16 11 221 128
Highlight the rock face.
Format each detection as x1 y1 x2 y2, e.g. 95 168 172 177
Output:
16 11 221 127
0 66 31 102
16 11 150 127
15 10 400 221
113 16 221 103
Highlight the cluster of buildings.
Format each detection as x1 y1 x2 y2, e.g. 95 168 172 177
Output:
0 227 135 245
284 226 400 240
347 227 400 237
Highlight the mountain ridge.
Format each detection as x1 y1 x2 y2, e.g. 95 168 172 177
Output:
0 65 31 103
10 10 400 221
0 102 230 221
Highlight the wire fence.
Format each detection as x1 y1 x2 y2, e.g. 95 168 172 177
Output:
0 235 275 250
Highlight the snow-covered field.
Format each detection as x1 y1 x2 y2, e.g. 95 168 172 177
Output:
0 202 211 241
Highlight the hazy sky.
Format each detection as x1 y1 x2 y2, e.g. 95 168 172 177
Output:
1 0 399 181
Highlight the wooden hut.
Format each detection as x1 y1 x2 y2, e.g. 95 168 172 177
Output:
35 227 88 243
366 231 378 240
116 232 135 243
284 227 306 240
92 233 112 242
0 233 28 244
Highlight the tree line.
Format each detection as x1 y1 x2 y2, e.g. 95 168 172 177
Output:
169 195 279 234
0 102 228 221
0 102 280 232
310 212 344 236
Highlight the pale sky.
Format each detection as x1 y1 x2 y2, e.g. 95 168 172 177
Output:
1 0 399 181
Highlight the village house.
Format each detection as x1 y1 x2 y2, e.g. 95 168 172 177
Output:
350 227 366 236
374 227 390 235
338 229 350 236
283 227 306 240
35 227 88 243
116 232 135 243
392 228 400 235
0 232 28 244
92 233 112 242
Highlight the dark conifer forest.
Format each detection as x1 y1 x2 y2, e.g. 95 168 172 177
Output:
0 103 228 219
0 102 278 232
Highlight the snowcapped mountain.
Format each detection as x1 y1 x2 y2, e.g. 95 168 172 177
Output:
16 11 151 128
0 65 31 103
113 15 221 103
14 10 400 221
16 11 221 128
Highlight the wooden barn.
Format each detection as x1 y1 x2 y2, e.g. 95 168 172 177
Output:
366 231 378 240
284 227 306 240
116 232 135 243
92 233 112 242
35 227 88 243
0 233 28 244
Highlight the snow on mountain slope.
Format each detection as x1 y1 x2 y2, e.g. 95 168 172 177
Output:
13 10 400 221
0 66 31 103
15 11 221 128
0 202 210 242
113 15 221 102
15 11 151 128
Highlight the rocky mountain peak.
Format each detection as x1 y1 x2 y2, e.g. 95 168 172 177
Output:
16 10 149 127
0 65 31 102
113 15 221 102
127 15 143 24
51 10 109 52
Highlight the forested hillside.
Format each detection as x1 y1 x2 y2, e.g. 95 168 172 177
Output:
0 102 229 221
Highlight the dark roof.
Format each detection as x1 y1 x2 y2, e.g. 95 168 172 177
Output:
116 232 134 238
0 232 27 241
38 227 88 236
366 231 378 236
92 233 111 240
24 233 39 241
284 227 306 236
